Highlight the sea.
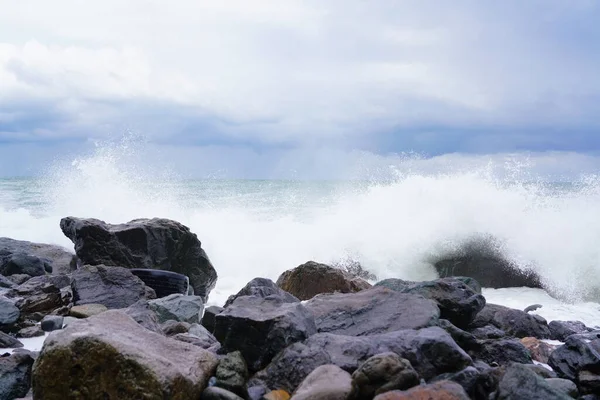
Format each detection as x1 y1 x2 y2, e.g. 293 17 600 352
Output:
2 143 600 335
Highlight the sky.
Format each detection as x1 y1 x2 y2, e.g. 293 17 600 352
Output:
1 0 600 178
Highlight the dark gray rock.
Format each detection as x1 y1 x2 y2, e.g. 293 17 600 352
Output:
548 337 600 381
549 320 591 341
0 275 16 289
5 274 31 286
213 295 317 372
545 378 578 398
375 380 471 399
375 277 485 328
124 300 163 334
251 327 471 393
161 320 191 336
0 351 35 399
17 326 44 338
40 315 63 332
523 364 556 378
214 351 248 398
202 305 223 333
0 331 23 348
149 294 203 324
438 319 480 352
471 339 532 366
496 363 572 399
431 366 482 399
579 370 600 395
200 386 244 400
224 277 298 307
0 237 76 275
0 253 46 277
0 297 19 326
470 325 506 339
469 303 550 339
60 216 217 301
71 264 152 309
5 275 66 315
303 287 439 336
349 352 420 399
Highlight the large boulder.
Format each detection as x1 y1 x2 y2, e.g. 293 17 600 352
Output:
548 337 600 381
71 264 153 309
60 217 218 301
0 253 47 277
276 261 371 301
432 235 543 289
32 310 218 399
224 278 298 308
149 294 204 324
0 351 35 400
303 287 439 336
375 277 485 328
0 237 76 275
213 296 316 372
496 363 572 400
251 327 471 393
549 320 592 341
469 303 550 339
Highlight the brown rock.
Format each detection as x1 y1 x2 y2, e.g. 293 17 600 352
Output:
520 337 557 364
276 261 371 300
263 390 291 400
373 381 470 400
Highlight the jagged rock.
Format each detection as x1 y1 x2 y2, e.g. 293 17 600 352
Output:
0 275 17 289
40 315 64 332
471 339 532 366
17 326 44 338
5 274 31 286
60 217 217 301
349 353 420 399
496 363 572 399
0 237 76 275
71 265 152 309
0 351 35 400
124 299 163 334
149 294 203 324
438 319 480 352
431 367 482 399
292 364 352 400
0 331 23 348
469 303 550 339
214 296 316 372
214 351 249 398
225 278 298 307
251 327 471 393
32 310 218 399
548 337 600 381
373 380 470 399
276 262 370 301
549 320 591 341
69 304 107 318
200 386 244 400
0 297 19 326
303 287 439 336
5 275 66 315
375 277 485 328
545 378 579 398
162 320 191 336
202 305 223 333
520 337 556 364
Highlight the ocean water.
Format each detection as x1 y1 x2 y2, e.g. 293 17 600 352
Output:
1 144 600 328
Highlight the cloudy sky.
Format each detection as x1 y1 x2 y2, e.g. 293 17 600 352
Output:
1 0 599 178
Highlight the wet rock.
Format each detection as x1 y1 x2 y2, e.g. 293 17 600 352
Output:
201 387 244 400
375 277 485 328
545 378 579 398
214 351 249 398
202 305 223 333
523 364 557 378
0 351 35 400
214 296 316 372
304 287 439 336
276 261 370 301
40 315 63 332
549 320 591 341
71 264 152 309
548 337 600 381
69 303 107 318
496 363 572 399
373 380 470 400
17 326 44 338
0 253 46 277
520 337 556 364
60 216 218 301
469 303 551 339
471 339 532 366
349 353 420 399
470 325 506 339
0 237 76 275
32 310 218 399
431 366 481 399
5 275 65 315
162 320 191 336
438 319 480 352
124 299 163 334
224 277 298 307
0 331 23 348
251 327 471 393
0 297 19 326
579 370 600 395
149 293 203 324
292 364 352 400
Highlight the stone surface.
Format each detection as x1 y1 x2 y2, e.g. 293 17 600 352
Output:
0 237 76 275
149 293 204 324
69 303 107 318
548 337 600 381
0 253 46 277
496 363 572 400
545 378 579 398
0 351 35 400
32 310 218 399
0 297 20 326
224 277 298 308
252 327 471 393
349 353 419 399
17 326 44 338
431 366 482 399
520 337 556 364
579 370 600 395
438 319 480 352
124 299 163 334
172 332 220 352
5 275 66 315
276 261 370 301
304 287 439 336
162 320 191 336
215 351 249 399
470 325 506 339
469 303 551 339
0 275 17 288
60 216 218 301
214 295 317 372
262 390 290 400
40 315 64 332
373 380 470 400
71 264 152 309
471 339 532 366
375 277 486 328
201 386 244 400
202 305 223 333
549 320 591 341
0 331 23 348
292 364 352 400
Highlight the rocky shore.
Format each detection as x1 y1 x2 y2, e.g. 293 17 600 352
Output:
1 217 600 399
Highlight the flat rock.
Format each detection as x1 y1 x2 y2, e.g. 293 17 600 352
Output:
303 287 439 336
291 364 352 400
32 310 218 399
276 261 370 301
60 217 217 301
69 303 108 318
149 293 203 324
224 277 298 307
